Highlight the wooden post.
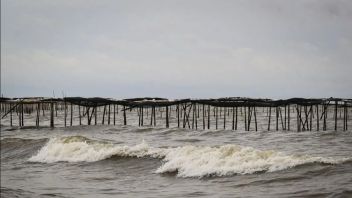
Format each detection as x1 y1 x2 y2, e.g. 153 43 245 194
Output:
244 106 247 131
207 105 210 129
346 103 348 131
335 100 338 131
215 107 218 130
268 107 271 131
70 104 73 126
114 105 116 125
18 104 22 127
202 104 205 130
232 107 234 130
141 106 144 126
153 106 156 126
79 105 82 125
343 103 346 131
284 106 287 130
64 101 67 127
102 106 106 124
50 101 54 128
288 105 290 131
166 106 169 128
36 103 40 127
192 104 195 129
177 104 180 128
276 106 279 131
108 104 111 125
248 106 251 131
10 103 13 126
195 105 198 130
223 107 226 129
235 106 238 130
123 105 127 125
309 106 313 131
254 106 257 131
21 103 24 126
94 106 97 125
316 105 319 131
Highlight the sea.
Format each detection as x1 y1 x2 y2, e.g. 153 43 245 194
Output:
1 107 352 197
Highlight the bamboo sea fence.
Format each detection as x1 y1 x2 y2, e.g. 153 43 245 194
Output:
0 97 351 132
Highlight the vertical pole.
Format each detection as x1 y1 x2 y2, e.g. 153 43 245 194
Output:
215 107 218 130
223 107 226 129
21 103 24 126
268 107 271 131
108 104 111 125
248 106 251 131
153 106 156 126
114 105 116 125
276 106 279 131
70 104 73 126
10 103 13 126
235 106 238 130
50 101 54 128
141 106 144 126
102 106 106 124
195 105 198 130
316 105 319 131
192 104 195 129
309 106 313 131
335 100 338 131
254 106 257 131
78 105 82 125
202 104 205 130
232 107 234 130
288 105 290 131
18 104 21 127
64 101 67 127
177 104 180 128
36 103 40 127
284 106 287 130
94 106 97 125
123 105 127 125
244 106 247 131
207 105 210 129
166 106 169 128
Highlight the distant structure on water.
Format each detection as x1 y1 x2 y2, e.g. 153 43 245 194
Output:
1 97 351 132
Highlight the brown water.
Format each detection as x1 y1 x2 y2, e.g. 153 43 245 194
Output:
1 109 352 197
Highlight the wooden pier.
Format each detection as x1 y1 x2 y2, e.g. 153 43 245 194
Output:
1 97 351 132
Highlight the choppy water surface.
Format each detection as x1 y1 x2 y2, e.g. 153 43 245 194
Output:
1 123 352 197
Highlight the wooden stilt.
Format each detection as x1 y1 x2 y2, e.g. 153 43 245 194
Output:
50 101 54 128
166 106 169 128
123 105 127 125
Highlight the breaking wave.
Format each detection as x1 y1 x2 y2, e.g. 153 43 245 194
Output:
29 136 350 178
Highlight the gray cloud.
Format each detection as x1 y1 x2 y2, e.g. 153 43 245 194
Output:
1 0 352 98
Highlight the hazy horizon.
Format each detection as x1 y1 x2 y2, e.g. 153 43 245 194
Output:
1 0 352 99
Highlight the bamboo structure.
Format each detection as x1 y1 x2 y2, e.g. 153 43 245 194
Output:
1 97 351 132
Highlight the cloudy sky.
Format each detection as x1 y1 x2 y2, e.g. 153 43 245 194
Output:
1 0 351 99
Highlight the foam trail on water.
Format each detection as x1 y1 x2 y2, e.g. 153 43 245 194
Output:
29 136 350 177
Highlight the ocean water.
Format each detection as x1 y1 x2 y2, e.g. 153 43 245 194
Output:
1 108 352 197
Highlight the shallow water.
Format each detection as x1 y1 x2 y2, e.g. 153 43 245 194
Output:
1 110 352 197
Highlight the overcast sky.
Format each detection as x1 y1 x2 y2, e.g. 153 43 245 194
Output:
1 0 351 99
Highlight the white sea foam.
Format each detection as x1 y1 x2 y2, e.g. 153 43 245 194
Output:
29 136 350 177
28 136 164 163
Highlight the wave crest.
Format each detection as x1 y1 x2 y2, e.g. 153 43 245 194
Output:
29 136 350 177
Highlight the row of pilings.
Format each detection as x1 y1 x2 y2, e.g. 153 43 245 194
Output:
0 97 351 131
